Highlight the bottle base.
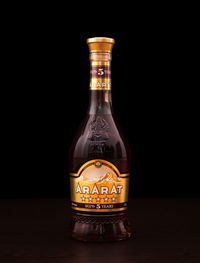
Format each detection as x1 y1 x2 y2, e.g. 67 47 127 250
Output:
70 211 132 242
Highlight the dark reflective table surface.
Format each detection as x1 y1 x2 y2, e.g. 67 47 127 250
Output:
0 198 200 263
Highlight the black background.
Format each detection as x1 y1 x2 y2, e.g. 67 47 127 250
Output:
1 7 199 199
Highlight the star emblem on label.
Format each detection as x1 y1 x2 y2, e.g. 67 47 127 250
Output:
88 196 93 202
111 197 116 202
81 195 86 201
96 197 101 202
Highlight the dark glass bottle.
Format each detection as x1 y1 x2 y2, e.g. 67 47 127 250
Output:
69 37 131 242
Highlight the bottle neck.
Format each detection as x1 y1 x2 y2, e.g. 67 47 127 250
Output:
89 90 112 114
88 52 113 115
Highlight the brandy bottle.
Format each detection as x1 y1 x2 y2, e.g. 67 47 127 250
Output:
69 37 131 242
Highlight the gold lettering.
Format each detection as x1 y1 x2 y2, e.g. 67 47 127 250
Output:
116 185 123 193
91 184 99 194
76 184 123 195
110 185 117 194
82 186 90 194
76 183 82 193
101 186 108 194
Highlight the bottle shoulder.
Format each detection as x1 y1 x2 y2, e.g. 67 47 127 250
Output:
70 114 129 160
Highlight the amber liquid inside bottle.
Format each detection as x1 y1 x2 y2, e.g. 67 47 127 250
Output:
69 38 131 242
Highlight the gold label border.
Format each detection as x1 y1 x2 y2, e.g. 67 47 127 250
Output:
91 61 110 66
72 207 127 212
90 87 111 90
70 159 129 178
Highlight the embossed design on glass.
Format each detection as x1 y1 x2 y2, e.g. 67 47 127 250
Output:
89 116 109 141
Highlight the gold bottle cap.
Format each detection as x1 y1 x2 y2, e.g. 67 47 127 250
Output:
87 37 115 53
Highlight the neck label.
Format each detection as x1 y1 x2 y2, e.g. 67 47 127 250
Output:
90 62 111 90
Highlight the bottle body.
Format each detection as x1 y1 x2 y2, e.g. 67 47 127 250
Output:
69 38 131 241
